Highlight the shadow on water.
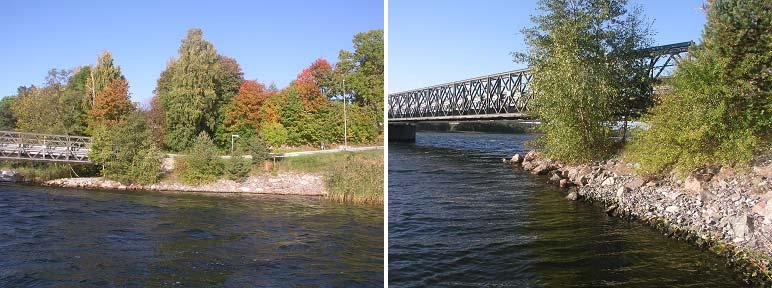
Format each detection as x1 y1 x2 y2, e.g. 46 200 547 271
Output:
388 131 743 287
0 184 383 287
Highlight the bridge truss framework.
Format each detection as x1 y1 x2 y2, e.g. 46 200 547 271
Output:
388 41 692 122
0 131 91 163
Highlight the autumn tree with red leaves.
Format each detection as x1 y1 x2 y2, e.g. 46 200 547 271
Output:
223 80 276 137
293 58 334 111
88 78 134 126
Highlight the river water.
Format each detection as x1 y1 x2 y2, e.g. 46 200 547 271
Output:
0 185 383 287
389 132 744 287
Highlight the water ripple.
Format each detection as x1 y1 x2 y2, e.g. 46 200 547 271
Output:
389 132 744 287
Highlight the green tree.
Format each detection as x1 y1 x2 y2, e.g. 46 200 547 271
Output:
150 60 176 148
627 0 771 175
279 86 306 145
213 55 245 148
161 28 221 151
89 111 163 184
260 122 288 148
12 70 79 134
335 29 384 115
0 96 17 130
513 0 651 163
61 66 91 135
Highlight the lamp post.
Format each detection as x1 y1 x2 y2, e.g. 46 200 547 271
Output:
342 79 348 151
230 133 240 155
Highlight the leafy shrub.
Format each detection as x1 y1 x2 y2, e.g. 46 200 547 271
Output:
180 132 223 184
626 52 758 175
223 156 252 182
626 0 769 175
236 135 270 162
260 122 288 148
89 111 163 184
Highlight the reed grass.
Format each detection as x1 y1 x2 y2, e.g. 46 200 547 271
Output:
277 150 383 205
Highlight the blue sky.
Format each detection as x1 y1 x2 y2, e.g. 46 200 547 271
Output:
389 0 707 93
0 0 383 105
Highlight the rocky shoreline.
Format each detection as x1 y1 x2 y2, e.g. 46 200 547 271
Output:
42 172 327 197
504 151 772 285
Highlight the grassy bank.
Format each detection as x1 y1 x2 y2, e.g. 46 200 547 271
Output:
0 162 99 182
276 150 384 205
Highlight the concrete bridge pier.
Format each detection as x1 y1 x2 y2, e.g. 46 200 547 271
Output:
388 123 416 142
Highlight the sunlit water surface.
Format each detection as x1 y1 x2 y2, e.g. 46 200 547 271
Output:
0 185 383 287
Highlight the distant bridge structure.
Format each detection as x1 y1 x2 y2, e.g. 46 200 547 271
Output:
0 131 91 163
387 41 692 123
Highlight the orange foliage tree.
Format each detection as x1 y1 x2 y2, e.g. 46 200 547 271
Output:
224 80 275 134
294 58 333 111
88 78 133 126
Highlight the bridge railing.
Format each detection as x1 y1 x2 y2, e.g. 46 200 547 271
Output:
388 41 693 121
0 131 91 163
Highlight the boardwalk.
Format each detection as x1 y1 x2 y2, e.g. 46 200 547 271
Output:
0 131 91 163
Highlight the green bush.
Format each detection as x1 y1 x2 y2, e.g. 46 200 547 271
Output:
180 132 223 184
223 156 252 182
236 135 270 162
89 112 163 184
626 52 758 175
260 122 288 148
626 0 770 176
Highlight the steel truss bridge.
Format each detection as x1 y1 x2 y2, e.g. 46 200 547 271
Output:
0 131 91 163
388 41 692 122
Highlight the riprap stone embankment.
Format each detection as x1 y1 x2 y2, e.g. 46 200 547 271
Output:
43 172 326 196
504 151 772 285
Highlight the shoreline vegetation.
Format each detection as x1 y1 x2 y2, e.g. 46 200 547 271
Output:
495 0 770 285
3 149 383 205
0 27 384 206
504 150 772 285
